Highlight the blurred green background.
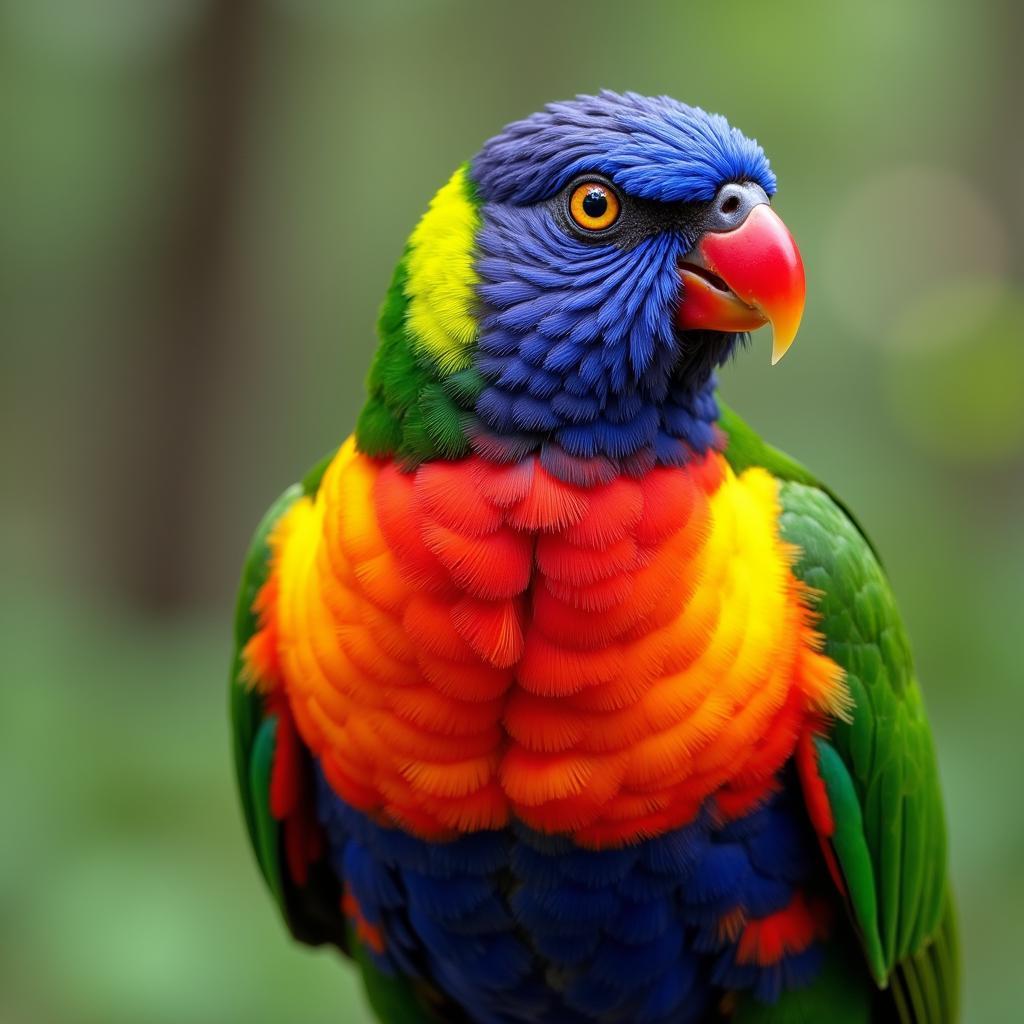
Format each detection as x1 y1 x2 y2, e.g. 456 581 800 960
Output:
3 1 1021 1021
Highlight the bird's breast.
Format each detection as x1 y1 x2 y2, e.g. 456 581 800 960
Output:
262 437 845 846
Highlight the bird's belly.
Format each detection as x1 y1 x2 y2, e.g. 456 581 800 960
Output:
317 766 830 1024
269 438 845 846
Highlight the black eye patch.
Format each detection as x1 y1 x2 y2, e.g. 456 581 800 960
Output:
547 173 710 250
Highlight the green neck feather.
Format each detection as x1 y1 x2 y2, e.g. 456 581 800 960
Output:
355 164 485 466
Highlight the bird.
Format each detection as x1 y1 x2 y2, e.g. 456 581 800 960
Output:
230 91 958 1023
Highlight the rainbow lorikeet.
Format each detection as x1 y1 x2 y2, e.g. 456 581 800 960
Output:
230 92 957 1023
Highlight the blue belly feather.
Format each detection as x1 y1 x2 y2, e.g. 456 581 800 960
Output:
316 768 825 1023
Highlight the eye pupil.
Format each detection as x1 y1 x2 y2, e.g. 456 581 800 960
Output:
582 189 608 218
569 181 620 230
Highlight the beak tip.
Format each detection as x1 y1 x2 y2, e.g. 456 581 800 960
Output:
768 309 802 366
770 330 796 366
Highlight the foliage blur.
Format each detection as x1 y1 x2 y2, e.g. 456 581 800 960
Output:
3 1 1021 1021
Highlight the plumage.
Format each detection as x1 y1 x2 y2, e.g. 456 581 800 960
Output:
230 91 958 1022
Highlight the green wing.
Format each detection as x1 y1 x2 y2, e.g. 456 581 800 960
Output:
229 449 439 1023
717 401 881 563
230 446 336 860
230 482 300 904
229 471 350 949
720 402 959 1024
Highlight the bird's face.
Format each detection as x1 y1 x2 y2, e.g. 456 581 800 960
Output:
469 92 805 398
365 93 808 474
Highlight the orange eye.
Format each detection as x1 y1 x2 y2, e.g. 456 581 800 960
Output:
569 182 621 230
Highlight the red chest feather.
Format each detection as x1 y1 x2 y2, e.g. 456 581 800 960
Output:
249 439 846 846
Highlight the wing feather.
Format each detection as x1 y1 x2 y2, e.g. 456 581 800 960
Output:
720 403 958 1023
229 470 348 949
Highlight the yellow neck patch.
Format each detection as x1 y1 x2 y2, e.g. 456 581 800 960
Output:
404 164 481 374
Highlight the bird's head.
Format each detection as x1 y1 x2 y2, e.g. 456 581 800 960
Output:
357 92 806 480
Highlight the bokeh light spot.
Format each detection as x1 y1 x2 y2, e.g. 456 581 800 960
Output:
882 278 1024 463
824 166 1008 341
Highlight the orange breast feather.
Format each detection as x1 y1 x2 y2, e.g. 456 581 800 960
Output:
246 438 847 847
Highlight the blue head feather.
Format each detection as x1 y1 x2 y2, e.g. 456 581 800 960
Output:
472 91 775 205
466 92 773 479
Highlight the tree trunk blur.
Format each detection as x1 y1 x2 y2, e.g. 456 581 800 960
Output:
106 0 256 612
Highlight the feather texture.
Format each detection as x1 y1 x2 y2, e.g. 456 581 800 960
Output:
250 438 845 846
231 91 957 1023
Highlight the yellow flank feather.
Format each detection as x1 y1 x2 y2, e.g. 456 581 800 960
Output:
404 164 481 373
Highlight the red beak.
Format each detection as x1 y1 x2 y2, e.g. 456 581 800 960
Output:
676 204 806 365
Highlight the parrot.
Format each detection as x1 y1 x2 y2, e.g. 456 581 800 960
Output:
230 91 958 1024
